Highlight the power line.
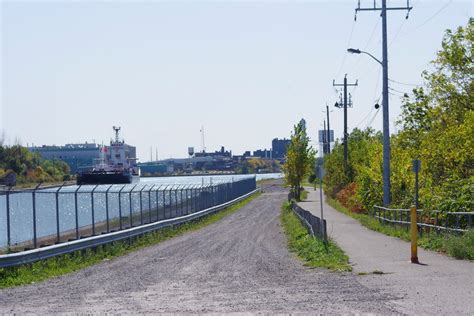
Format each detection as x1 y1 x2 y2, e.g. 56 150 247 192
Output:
364 18 381 50
388 18 407 48
354 106 375 129
335 19 356 80
365 109 380 129
353 90 381 130
389 86 409 95
388 78 421 87
373 67 382 101
389 91 403 98
412 0 453 31
351 18 380 75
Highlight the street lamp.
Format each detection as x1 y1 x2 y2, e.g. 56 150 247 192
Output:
348 47 391 206
347 48 382 65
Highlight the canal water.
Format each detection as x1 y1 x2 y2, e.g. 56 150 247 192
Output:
0 173 281 249
141 173 281 185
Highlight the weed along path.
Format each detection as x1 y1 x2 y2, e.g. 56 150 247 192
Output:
299 187 474 315
0 181 397 314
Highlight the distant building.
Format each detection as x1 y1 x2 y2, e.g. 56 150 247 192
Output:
318 130 334 154
159 155 232 172
29 143 100 173
195 146 232 158
272 138 290 159
252 149 272 159
29 142 137 174
299 118 306 130
138 162 171 175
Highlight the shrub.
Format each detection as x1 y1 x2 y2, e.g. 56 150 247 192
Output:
444 230 474 260
336 183 365 213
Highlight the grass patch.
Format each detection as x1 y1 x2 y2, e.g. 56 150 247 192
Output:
301 180 315 188
299 189 308 201
0 192 261 288
444 230 474 260
280 202 351 272
326 195 473 260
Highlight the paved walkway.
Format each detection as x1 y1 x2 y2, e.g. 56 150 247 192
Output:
299 187 474 315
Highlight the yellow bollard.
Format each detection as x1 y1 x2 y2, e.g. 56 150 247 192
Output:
410 205 419 264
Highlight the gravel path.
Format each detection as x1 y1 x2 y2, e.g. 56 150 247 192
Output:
299 187 474 315
0 182 397 314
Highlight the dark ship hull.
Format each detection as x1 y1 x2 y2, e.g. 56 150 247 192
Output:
76 172 140 185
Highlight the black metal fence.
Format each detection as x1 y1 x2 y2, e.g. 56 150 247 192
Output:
0 177 256 253
288 193 327 240
372 206 473 234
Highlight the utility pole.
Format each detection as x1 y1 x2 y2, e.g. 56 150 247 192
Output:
326 104 331 154
323 120 327 154
333 74 358 163
355 0 412 206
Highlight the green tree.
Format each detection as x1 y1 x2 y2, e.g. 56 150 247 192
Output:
0 144 71 185
398 18 473 212
324 19 473 213
282 119 316 200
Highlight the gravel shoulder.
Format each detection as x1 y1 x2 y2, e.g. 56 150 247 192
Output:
0 182 397 314
299 187 474 315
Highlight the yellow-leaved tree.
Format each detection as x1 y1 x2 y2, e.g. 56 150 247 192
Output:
282 119 316 201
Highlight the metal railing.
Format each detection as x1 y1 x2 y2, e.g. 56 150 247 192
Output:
372 206 473 234
0 177 257 254
288 193 327 240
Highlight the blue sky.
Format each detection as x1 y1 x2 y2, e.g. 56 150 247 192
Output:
1 0 471 160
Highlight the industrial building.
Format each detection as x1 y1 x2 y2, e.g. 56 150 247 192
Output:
271 138 290 159
250 138 290 160
29 142 137 174
138 162 171 175
253 149 272 159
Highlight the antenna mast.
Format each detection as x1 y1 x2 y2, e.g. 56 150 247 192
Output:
200 126 206 153
112 126 121 143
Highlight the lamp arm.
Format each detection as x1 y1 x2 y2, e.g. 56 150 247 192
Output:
361 51 382 66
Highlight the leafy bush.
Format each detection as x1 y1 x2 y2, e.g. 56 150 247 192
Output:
444 230 474 260
336 183 364 213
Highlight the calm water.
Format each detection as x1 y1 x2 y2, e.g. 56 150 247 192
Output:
141 173 282 185
0 173 281 248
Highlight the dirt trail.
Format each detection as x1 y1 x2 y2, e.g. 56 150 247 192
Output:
0 182 397 314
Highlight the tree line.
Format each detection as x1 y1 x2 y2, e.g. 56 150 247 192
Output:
323 19 473 213
0 145 70 185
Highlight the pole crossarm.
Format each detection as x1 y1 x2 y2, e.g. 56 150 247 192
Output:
354 0 413 20
356 7 412 11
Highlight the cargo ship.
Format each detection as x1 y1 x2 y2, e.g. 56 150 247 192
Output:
77 126 140 185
